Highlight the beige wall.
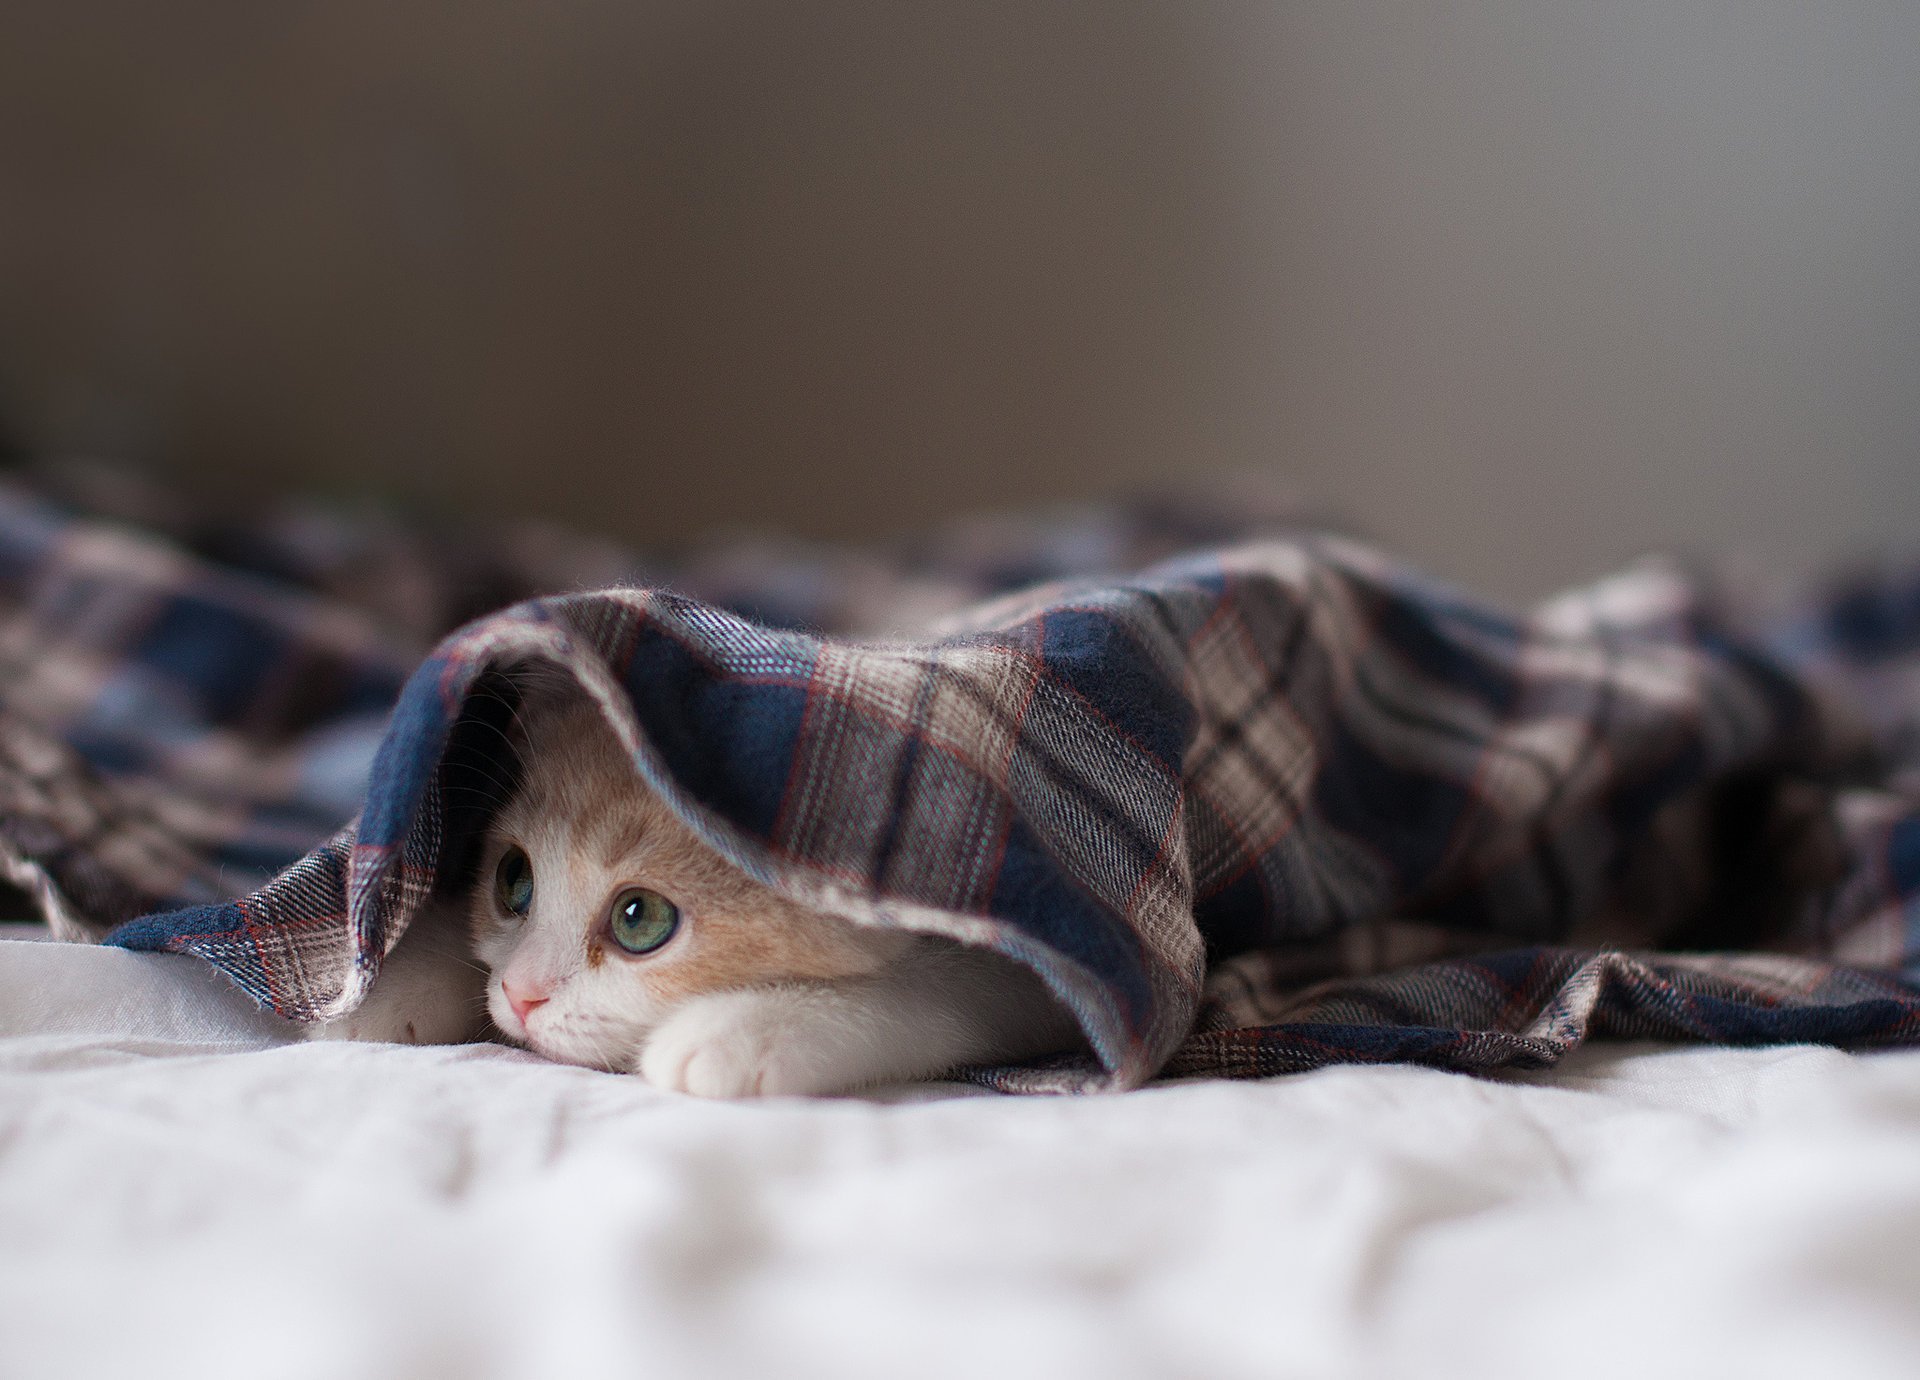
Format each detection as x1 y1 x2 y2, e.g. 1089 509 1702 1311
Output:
1 2 1915 602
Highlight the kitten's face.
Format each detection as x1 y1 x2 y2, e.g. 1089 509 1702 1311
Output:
468 694 904 1071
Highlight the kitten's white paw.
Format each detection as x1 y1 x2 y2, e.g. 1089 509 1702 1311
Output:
637 988 863 1098
304 908 487 1047
305 975 484 1045
306 999 430 1045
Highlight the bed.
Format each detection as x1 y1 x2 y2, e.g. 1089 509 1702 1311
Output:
6 923 1919 1380
3 475 1918 1377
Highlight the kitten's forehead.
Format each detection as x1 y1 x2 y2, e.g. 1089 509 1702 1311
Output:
496 694 676 870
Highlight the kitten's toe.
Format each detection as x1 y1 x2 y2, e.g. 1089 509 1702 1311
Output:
637 989 845 1098
306 1004 422 1045
637 1006 763 1097
634 1025 696 1093
678 1046 769 1099
304 978 483 1046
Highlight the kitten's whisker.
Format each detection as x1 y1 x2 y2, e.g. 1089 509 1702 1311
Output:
441 758 521 797
439 783 509 802
451 712 522 751
439 786 512 810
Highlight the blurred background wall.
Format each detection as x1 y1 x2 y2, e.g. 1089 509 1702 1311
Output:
0 0 1914 603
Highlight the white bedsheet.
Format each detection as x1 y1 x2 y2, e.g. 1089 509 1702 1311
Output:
4 930 1920 1380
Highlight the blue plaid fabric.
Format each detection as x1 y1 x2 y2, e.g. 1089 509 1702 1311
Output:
10 467 1919 1091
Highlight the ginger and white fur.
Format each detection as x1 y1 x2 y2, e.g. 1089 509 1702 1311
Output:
314 688 1079 1097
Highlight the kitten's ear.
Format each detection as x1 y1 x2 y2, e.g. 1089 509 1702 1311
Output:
307 903 489 1046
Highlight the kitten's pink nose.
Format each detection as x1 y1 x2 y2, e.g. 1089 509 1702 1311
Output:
503 981 549 1028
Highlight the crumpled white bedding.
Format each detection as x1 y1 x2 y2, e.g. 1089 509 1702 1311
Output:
4 928 1920 1380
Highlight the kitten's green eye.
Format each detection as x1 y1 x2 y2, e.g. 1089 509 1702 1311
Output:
495 846 533 917
609 888 680 955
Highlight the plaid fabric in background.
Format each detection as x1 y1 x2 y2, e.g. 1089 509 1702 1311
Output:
8 464 1919 1091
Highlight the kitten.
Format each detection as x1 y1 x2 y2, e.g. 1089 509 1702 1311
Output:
314 683 1080 1097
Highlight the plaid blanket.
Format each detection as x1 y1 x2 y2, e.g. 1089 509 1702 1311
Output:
8 466 1919 1091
